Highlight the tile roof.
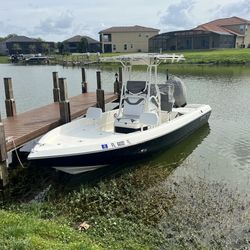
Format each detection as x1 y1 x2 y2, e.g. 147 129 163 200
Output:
64 35 99 44
99 25 159 33
194 16 250 36
5 35 38 43
204 16 250 26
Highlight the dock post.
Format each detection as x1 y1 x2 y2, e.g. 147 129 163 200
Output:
96 71 105 112
52 72 60 102
96 71 102 90
81 67 88 93
114 72 119 94
58 78 71 124
118 67 123 96
0 114 8 187
4 78 16 117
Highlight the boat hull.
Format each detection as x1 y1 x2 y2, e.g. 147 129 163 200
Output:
30 110 211 169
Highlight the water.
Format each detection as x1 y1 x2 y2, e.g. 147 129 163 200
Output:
160 65 250 191
0 63 250 191
0 64 115 115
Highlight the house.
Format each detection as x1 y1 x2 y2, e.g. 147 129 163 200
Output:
63 35 101 53
194 16 250 48
149 16 250 52
99 25 159 53
149 29 236 51
0 42 8 55
5 35 55 55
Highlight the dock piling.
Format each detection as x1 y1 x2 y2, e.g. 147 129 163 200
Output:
96 71 105 112
114 73 119 94
96 71 102 90
58 78 71 124
52 72 60 102
81 68 88 93
0 115 8 187
4 78 16 117
118 67 123 96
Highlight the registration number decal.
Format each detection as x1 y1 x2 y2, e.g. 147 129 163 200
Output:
102 140 131 149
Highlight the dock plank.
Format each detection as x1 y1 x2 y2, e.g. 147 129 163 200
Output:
3 92 117 151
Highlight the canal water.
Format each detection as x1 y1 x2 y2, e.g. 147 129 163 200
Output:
0 63 250 192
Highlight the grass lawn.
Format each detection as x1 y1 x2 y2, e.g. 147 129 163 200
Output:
100 49 250 64
182 48 250 64
0 56 9 64
0 210 101 250
2 49 250 65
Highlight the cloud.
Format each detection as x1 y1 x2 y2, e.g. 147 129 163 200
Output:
0 21 25 37
159 0 196 32
33 11 74 35
212 0 250 20
1 0 249 42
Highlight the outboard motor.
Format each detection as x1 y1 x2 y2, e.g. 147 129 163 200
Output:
158 75 187 111
158 84 175 112
167 76 187 107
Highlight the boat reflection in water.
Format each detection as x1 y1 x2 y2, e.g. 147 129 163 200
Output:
150 124 210 169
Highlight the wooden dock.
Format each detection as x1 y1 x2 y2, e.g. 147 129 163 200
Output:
0 67 122 187
3 92 117 152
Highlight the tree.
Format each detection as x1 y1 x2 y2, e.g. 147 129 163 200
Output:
36 37 44 42
41 43 49 54
29 44 36 54
0 34 17 42
57 42 63 54
57 42 66 54
78 38 88 53
12 43 21 54
6 34 17 39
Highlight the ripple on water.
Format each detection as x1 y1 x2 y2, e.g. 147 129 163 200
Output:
210 120 250 171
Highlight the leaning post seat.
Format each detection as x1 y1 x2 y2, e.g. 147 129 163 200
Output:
126 80 147 95
114 96 146 133
114 80 148 133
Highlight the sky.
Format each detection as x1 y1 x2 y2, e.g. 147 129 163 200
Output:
0 0 249 42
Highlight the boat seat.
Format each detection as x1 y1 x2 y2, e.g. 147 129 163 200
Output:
139 112 159 127
86 107 102 120
123 97 145 117
126 81 147 95
114 81 148 133
114 96 146 132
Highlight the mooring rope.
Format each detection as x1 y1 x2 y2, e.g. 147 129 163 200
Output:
6 136 26 168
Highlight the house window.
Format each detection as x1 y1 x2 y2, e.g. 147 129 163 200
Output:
113 44 116 51
139 33 141 37
131 44 133 48
240 25 244 32
124 44 127 50
103 34 112 42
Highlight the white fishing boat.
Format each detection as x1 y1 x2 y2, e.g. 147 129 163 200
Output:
28 54 211 174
